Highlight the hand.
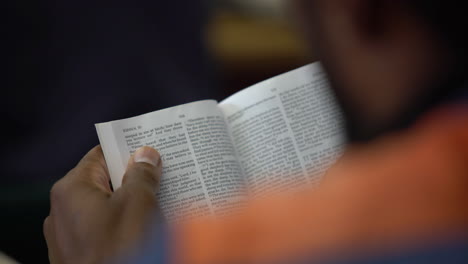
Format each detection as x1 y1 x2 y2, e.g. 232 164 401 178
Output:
44 146 162 264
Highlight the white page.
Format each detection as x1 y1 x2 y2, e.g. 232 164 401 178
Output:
96 100 245 222
219 63 346 197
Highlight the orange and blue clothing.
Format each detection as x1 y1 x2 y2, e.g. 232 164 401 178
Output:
116 105 468 264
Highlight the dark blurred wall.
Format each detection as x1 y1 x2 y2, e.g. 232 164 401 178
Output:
3 0 219 262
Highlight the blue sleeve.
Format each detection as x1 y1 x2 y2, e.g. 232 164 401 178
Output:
112 222 467 264
111 222 170 264
313 239 468 264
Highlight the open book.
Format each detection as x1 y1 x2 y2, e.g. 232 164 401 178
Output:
96 62 345 222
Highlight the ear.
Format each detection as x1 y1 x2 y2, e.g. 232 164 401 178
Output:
321 0 424 46
346 0 394 40
321 0 444 89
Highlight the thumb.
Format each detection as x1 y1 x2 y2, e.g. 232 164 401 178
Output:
120 146 162 196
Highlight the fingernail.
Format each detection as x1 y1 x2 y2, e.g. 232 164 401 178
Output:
133 146 160 167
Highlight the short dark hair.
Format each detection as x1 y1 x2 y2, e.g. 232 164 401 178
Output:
408 1 467 61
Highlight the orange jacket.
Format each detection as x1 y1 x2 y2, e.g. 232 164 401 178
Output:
174 106 468 264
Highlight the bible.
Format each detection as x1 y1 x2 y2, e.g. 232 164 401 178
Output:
96 62 346 222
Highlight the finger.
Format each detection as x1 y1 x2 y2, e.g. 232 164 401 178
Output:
43 216 51 243
43 216 58 264
72 145 112 192
120 146 162 196
47 146 111 226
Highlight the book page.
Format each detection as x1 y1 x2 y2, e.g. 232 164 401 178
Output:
96 101 245 222
219 63 346 198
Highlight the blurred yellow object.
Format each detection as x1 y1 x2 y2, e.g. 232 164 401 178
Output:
206 11 311 69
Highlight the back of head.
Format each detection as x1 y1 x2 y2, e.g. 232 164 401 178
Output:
295 0 468 142
408 0 468 89
409 0 468 57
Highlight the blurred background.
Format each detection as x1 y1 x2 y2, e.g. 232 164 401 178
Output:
2 0 311 262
